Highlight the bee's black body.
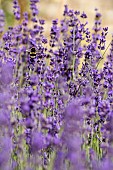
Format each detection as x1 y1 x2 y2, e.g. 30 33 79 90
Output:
29 47 37 58
29 47 37 63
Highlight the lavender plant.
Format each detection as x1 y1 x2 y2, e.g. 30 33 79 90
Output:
0 1 113 170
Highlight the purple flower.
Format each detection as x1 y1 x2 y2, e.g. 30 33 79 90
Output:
13 0 21 20
31 132 45 153
0 9 5 33
0 61 13 86
80 11 87 18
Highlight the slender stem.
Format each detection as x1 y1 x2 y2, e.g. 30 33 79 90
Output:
96 41 111 69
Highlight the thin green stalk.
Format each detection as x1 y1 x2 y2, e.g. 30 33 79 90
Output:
96 41 111 69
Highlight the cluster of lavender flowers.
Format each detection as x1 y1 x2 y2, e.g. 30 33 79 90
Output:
0 0 113 169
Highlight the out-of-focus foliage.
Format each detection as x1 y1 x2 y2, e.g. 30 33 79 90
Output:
0 0 29 29
1 0 14 28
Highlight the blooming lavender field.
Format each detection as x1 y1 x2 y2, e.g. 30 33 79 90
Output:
0 0 113 170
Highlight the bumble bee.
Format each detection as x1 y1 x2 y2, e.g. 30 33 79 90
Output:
28 47 37 63
29 47 37 58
